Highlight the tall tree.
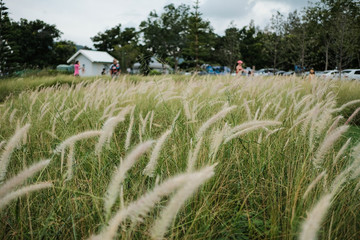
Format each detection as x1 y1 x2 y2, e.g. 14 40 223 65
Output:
9 19 61 68
283 10 308 71
326 0 359 73
184 0 215 70
140 4 190 72
263 11 286 72
238 21 264 70
53 40 77 65
217 24 241 71
0 0 18 75
92 25 139 71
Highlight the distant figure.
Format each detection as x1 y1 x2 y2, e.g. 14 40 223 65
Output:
109 59 121 77
74 60 80 76
309 68 315 80
101 68 106 75
236 60 244 75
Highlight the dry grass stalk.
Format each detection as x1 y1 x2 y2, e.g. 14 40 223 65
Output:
0 182 53 211
332 99 360 112
313 125 348 167
90 165 215 240
345 107 360 125
0 124 31 183
195 105 236 140
143 129 172 177
104 141 155 217
299 193 333 240
95 106 132 155
333 138 351 166
150 165 215 239
0 159 50 199
224 121 281 144
187 137 203 172
55 130 102 153
303 171 327 199
124 107 136 151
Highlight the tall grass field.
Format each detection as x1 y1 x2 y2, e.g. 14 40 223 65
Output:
1 74 360 239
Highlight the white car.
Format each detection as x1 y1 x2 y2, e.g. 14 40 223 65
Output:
254 68 278 76
339 69 360 80
321 70 338 79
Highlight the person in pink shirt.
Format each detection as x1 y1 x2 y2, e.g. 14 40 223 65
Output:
74 60 80 76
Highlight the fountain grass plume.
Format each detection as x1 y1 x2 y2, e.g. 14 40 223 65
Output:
171 110 181 130
187 136 203 172
104 140 155 218
227 120 281 137
90 165 215 240
0 182 52 211
224 120 281 144
0 124 31 183
150 165 215 239
54 130 102 176
55 130 103 153
95 106 132 155
65 145 75 181
332 99 360 113
0 159 50 199
299 193 333 240
124 107 136 151
303 171 327 199
143 129 172 177
195 105 236 140
326 116 343 136
333 138 351 166
345 107 360 125
313 125 349 167
209 124 228 160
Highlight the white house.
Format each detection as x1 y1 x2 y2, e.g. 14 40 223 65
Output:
132 57 173 74
67 50 115 76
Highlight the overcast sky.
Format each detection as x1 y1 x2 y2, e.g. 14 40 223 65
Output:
6 0 312 47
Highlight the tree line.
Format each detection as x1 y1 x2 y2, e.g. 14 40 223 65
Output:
0 0 359 76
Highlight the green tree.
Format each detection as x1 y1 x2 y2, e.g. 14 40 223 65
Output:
238 21 265 70
184 0 216 70
140 4 190 72
217 23 241 71
92 25 139 71
9 19 61 68
0 0 18 75
53 40 76 65
326 0 359 73
262 12 286 72
282 10 308 71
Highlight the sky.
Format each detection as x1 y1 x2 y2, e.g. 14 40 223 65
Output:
6 0 312 47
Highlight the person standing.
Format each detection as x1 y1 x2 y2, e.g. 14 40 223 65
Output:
74 60 80 76
309 68 315 80
236 60 244 75
109 59 121 77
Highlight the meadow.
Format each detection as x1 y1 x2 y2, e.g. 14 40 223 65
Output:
1 74 360 239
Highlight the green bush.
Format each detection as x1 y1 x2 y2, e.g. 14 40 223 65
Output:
149 69 162 75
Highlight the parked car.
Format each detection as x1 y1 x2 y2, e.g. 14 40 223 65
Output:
275 70 286 75
316 71 324 76
283 71 295 76
320 70 338 79
254 68 278 76
337 69 360 80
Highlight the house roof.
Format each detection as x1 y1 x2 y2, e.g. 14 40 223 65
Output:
67 50 115 64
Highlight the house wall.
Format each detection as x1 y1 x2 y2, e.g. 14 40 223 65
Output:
93 63 110 76
74 55 92 76
73 54 111 76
